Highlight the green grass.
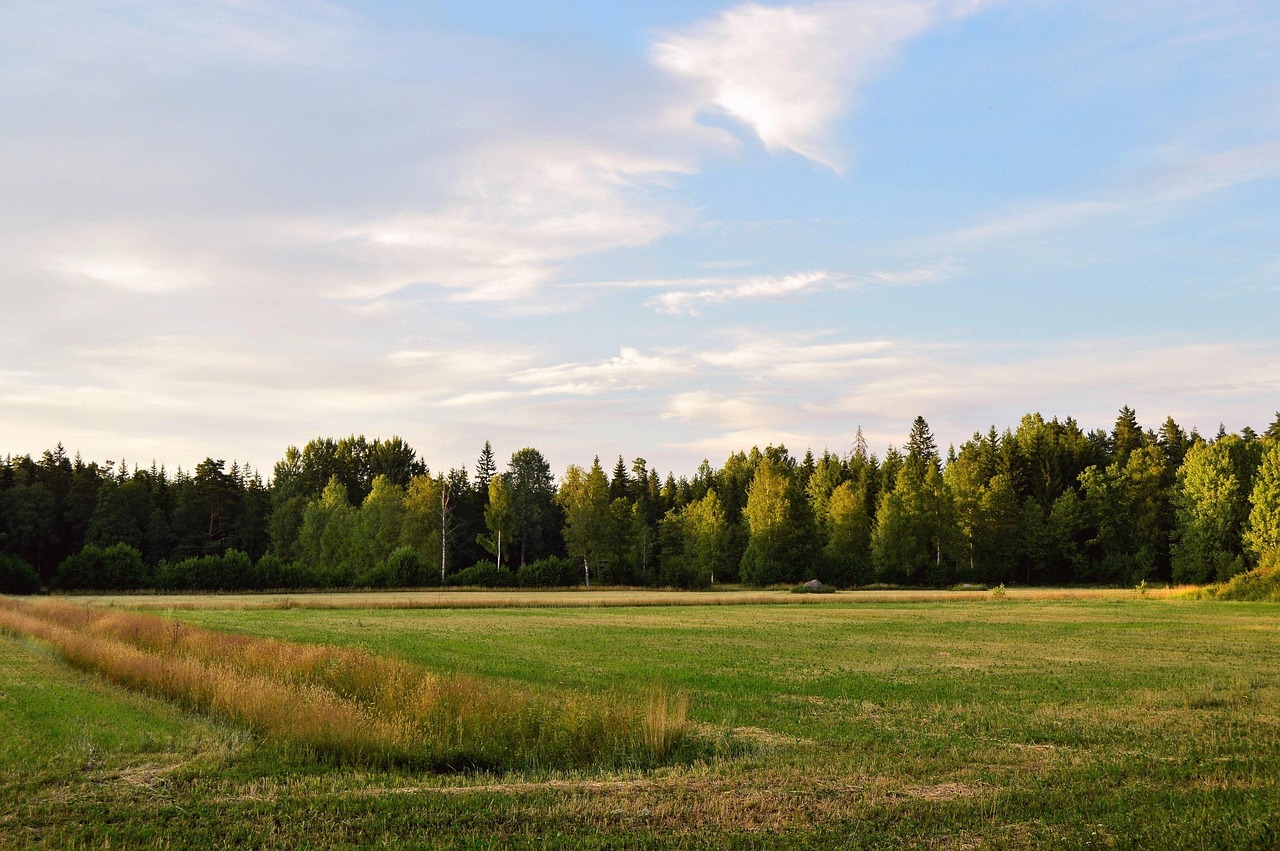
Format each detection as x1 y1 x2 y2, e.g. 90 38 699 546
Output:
3 595 1279 847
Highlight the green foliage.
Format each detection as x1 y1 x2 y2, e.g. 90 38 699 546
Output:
816 480 872 587
515 555 579 587
8 413 1280 594
153 550 255 591
1243 441 1280 562
871 464 958 586
53 544 147 591
1172 437 1250 583
383 546 430 587
740 456 817 586
1211 549 1280 601
450 562 517 588
0 553 41 594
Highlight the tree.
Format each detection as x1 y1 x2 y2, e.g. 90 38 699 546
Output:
1244 441 1280 562
740 457 793 585
508 448 558 566
400 475 443 579
475 441 497 493
355 476 406 577
906 416 938 468
557 459 611 586
609 456 630 502
683 489 730 586
367 437 424 488
479 474 514 568
820 480 872 586
871 463 959 585
297 477 357 585
1171 437 1250 583
975 473 1022 584
1266 413 1280 443
1112 405 1143 467
740 456 817 585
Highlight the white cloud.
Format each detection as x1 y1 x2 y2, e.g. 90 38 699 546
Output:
650 270 833 313
512 347 692 393
568 259 958 314
653 0 987 169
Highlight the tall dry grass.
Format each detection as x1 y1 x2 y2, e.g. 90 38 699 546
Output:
0 597 687 771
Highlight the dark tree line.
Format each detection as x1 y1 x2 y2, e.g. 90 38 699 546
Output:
3 409 1280 593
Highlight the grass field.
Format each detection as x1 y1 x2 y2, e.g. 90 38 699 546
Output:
3 591 1278 848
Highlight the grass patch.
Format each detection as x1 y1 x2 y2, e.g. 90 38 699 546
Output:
3 592 1279 847
0 598 688 773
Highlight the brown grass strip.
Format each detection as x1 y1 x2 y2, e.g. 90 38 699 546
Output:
0 598 688 771
60 586 1186 612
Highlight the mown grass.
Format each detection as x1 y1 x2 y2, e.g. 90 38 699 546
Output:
3 594 1278 848
0 598 688 774
68 584 1181 612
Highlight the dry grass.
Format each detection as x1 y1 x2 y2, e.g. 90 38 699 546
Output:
0 598 688 771
57 585 1183 612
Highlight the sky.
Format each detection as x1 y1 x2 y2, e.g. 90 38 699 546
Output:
2 0 1278 479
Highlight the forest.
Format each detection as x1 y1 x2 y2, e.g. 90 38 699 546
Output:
3 407 1280 594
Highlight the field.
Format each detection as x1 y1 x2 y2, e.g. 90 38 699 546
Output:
2 590 1278 848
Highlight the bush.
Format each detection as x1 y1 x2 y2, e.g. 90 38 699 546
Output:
356 560 397 589
1213 550 1280 602
450 562 517 588
254 554 286 589
0 553 42 594
153 550 255 591
517 556 580 588
54 544 147 591
277 559 318 590
385 547 432 588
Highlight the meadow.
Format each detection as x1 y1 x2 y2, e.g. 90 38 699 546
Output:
2 590 1278 848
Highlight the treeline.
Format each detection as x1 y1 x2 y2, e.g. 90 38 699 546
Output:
3 409 1280 593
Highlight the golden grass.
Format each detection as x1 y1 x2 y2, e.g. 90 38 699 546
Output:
56 585 1186 612
0 598 688 771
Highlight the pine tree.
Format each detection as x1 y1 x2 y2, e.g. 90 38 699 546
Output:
1112 406 1143 467
906 416 938 466
475 441 497 493
610 456 630 501
1266 413 1280 442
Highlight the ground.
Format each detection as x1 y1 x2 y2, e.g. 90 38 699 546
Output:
2 589 1277 848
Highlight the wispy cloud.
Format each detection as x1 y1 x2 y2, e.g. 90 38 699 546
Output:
512 347 693 393
650 270 833 313
653 0 990 170
931 139 1280 249
567 259 958 314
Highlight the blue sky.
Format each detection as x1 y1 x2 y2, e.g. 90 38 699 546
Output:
2 0 1278 477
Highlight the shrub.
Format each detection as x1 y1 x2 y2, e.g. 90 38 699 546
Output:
0 554 42 594
385 547 431 588
277 559 318 590
356 560 397 589
53 544 147 591
1213 550 1280 602
154 550 256 591
517 556 580 588
451 562 517 588
254 553 286 589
